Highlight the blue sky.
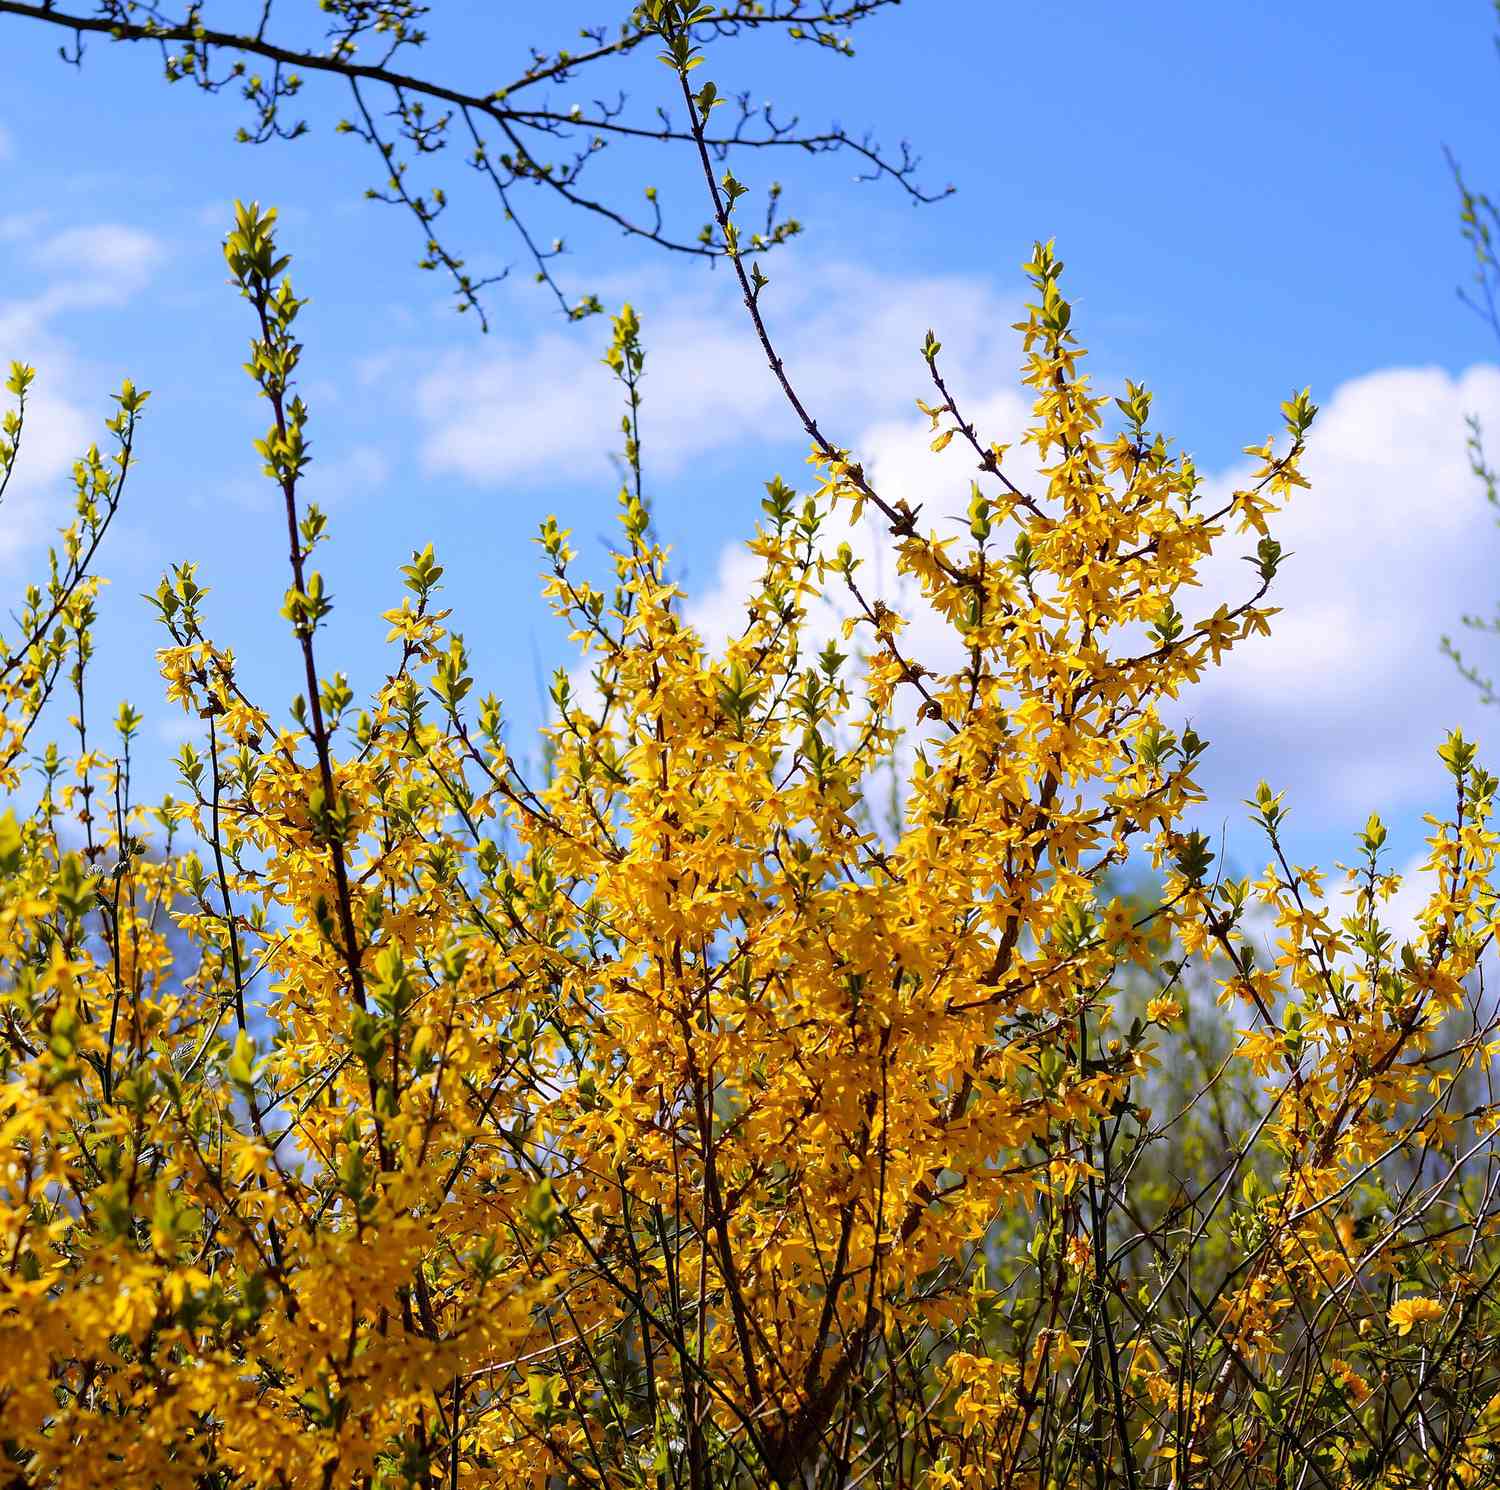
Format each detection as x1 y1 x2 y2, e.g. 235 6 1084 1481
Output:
2 0 1499 890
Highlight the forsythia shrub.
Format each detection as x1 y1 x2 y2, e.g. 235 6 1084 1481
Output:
1 203 1499 1490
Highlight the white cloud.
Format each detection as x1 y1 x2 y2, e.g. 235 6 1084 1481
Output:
0 210 46 245
1 222 162 348
686 387 1034 656
682 355 1500 850
1185 364 1500 826
0 374 93 565
1327 849 1436 953
28 223 160 305
414 258 1022 488
306 444 390 507
409 250 1500 848
0 220 165 563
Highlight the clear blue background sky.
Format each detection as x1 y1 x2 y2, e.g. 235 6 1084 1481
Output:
2 1 1498 889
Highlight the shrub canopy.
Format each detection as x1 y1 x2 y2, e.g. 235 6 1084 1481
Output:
1 200 1498 1490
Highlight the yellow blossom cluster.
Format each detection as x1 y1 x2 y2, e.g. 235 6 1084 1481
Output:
0 205 1498 1489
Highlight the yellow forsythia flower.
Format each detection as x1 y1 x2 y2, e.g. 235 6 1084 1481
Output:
1388 1297 1446 1336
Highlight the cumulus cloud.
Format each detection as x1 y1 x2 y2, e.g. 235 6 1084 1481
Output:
306 444 390 507
682 355 1500 850
686 386 1035 655
406 249 1500 847
29 222 159 308
1326 849 1437 952
0 219 165 562
1 221 161 347
0 211 44 245
0 376 94 566
1186 364 1500 827
413 258 1023 487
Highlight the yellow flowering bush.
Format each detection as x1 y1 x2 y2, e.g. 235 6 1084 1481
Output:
1 193 1499 1489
